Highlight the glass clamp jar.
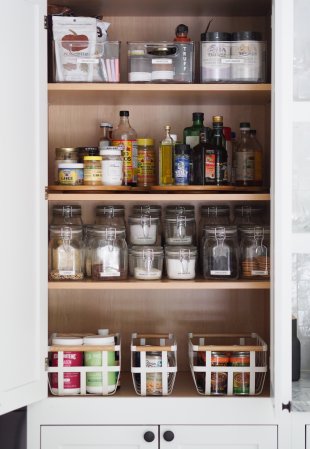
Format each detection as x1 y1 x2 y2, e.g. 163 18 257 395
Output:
203 226 239 280
129 246 164 280
233 204 266 226
90 226 128 280
164 215 196 245
49 225 84 281
128 214 160 245
165 246 197 280
95 205 125 228
165 205 195 217
239 226 270 279
51 205 83 226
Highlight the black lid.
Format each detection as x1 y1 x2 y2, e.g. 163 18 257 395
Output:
85 146 99 156
175 143 191 154
232 31 262 41
176 23 188 35
201 31 231 41
240 122 251 129
120 111 129 116
193 112 204 120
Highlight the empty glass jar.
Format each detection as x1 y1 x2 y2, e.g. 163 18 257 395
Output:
95 205 126 228
233 205 266 226
239 226 270 279
128 214 160 245
165 246 197 280
90 227 128 280
49 225 84 281
164 215 196 245
203 226 239 280
129 246 164 280
51 205 83 226
165 205 195 217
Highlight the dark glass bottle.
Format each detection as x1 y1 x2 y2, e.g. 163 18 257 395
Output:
205 115 228 185
292 317 301 382
192 129 208 185
183 112 206 184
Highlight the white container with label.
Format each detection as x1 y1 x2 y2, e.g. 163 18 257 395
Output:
100 146 123 186
165 246 197 280
200 32 231 83
130 246 164 280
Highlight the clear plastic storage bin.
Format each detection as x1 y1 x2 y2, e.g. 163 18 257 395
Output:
128 42 194 83
54 40 120 82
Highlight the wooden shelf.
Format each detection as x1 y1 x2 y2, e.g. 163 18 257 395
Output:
48 279 270 290
48 83 272 106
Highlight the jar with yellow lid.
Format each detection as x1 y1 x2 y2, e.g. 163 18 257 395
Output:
137 138 155 187
84 156 102 186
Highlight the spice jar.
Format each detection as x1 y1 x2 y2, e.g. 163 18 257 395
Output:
203 226 239 280
164 215 196 245
137 138 156 187
239 226 270 279
129 246 164 280
231 32 266 82
95 205 125 228
90 227 128 280
100 146 123 186
128 214 160 245
200 32 232 83
49 225 84 281
165 246 197 279
233 205 266 226
84 156 102 186
51 205 83 226
54 147 79 183
50 336 83 395
83 335 117 394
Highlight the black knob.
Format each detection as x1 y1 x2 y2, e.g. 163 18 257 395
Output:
163 431 175 442
144 431 155 443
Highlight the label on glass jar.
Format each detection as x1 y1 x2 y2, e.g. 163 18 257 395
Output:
252 270 268 276
112 140 137 185
134 267 162 280
100 269 121 277
102 160 123 186
59 270 75 276
205 153 216 180
84 166 102 183
210 270 231 275
235 151 255 181
166 236 192 245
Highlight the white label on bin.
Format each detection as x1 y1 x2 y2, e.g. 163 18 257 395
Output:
252 270 268 276
222 58 244 64
152 58 172 64
77 58 99 64
210 270 231 275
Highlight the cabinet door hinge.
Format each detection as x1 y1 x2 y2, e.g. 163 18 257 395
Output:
44 15 48 30
282 401 292 413
45 357 49 371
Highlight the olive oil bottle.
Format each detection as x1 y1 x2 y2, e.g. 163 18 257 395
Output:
159 125 174 185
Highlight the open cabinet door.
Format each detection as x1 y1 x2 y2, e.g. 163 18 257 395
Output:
0 0 47 415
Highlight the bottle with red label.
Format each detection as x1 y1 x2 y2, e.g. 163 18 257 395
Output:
205 115 228 185
112 111 138 186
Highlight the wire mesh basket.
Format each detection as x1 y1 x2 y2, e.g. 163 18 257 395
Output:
48 332 121 396
189 333 267 396
131 333 177 396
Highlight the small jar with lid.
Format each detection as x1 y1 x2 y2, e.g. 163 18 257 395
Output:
203 226 239 280
233 205 266 226
165 246 197 280
95 205 126 228
137 138 156 187
239 226 270 279
90 226 128 280
84 155 102 186
100 146 123 186
128 214 160 245
129 246 164 280
164 211 196 246
51 205 83 226
99 122 113 151
54 147 78 183
49 225 84 281
78 146 99 163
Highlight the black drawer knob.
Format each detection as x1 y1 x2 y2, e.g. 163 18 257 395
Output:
144 431 155 443
163 431 175 442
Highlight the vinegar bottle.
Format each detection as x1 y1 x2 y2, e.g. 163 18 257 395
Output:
159 125 174 186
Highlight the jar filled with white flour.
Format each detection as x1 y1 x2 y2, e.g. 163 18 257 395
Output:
165 246 197 280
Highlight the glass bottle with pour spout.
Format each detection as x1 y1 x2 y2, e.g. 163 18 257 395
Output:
159 125 174 185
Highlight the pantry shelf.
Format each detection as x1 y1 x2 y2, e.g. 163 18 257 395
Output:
48 279 270 290
48 83 272 106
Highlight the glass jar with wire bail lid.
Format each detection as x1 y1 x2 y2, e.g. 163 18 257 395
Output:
203 226 239 280
165 205 195 218
95 205 126 228
50 205 83 226
165 246 197 280
90 226 128 280
129 246 164 280
164 214 196 246
128 213 160 246
132 205 162 245
49 225 84 281
233 204 267 226
239 226 270 280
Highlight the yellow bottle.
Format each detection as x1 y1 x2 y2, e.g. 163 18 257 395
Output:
159 125 173 185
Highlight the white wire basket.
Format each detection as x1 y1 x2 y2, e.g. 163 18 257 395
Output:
131 333 177 396
48 332 121 396
189 333 267 396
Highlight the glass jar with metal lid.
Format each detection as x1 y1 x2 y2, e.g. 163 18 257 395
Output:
165 245 197 280
233 204 266 226
129 246 164 280
54 147 79 183
132 205 162 217
128 214 160 245
165 205 195 217
164 215 196 246
49 225 84 281
203 226 239 280
95 205 126 228
239 226 270 280
51 205 83 226
90 226 127 280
